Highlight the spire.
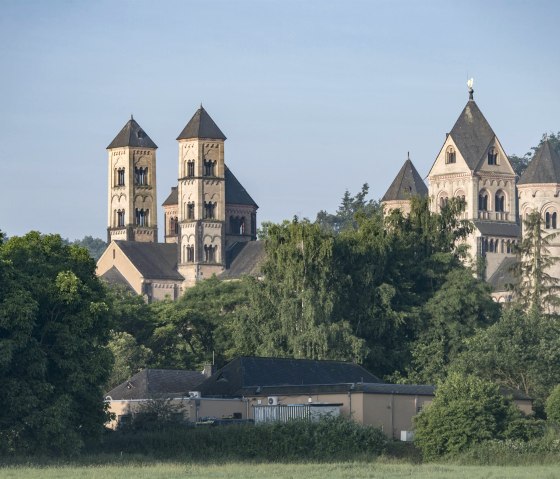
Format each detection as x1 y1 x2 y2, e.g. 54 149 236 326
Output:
177 105 227 141
107 117 157 149
382 156 428 202
519 140 560 185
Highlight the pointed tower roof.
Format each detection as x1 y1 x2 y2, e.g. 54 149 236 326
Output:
177 106 227 141
448 98 496 170
382 158 428 202
519 140 560 185
107 116 158 149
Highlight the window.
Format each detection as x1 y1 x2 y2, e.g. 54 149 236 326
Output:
186 245 195 262
478 191 488 211
169 216 179 235
173 217 179 234
117 168 125 186
135 208 149 226
203 160 216 177
187 161 195 177
445 146 456 164
204 202 216 219
204 244 217 262
187 202 195 220
439 195 449 210
135 167 148 186
117 209 125 227
546 211 557 230
230 216 246 235
488 147 498 165
495 191 505 212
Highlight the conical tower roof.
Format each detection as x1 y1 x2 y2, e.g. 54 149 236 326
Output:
519 140 560 185
107 117 157 149
448 99 496 170
382 158 428 202
177 106 226 141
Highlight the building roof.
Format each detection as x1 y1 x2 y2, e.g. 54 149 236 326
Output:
449 100 496 170
107 117 158 149
225 166 258 207
99 266 135 293
197 356 382 397
105 368 206 400
382 158 428 202
177 106 227 141
116 241 184 281
473 220 520 238
518 140 560 185
487 256 517 292
220 241 266 279
162 187 178 206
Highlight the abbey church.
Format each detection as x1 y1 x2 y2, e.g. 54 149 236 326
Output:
96 106 265 302
382 84 560 303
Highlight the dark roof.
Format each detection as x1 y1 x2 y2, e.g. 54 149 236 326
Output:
382 159 428 202
449 100 496 170
107 117 158 149
116 241 184 281
198 356 382 397
162 187 178 206
473 221 520 238
519 140 560 185
105 369 206 400
220 241 265 279
177 106 227 141
487 256 517 292
243 382 435 397
99 266 135 293
225 166 258 207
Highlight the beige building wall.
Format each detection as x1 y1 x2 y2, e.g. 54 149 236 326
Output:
382 200 412 217
97 242 144 294
163 203 179 244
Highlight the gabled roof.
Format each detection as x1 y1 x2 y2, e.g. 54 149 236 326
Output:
105 369 206 400
198 356 382 397
518 140 560 185
177 106 227 141
382 158 428 202
225 166 258 207
162 187 178 206
107 117 158 149
99 266 135 293
220 241 265 279
487 256 517 292
448 100 496 170
473 220 520 238
116 241 183 281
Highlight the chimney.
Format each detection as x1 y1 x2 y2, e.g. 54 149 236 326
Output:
202 364 215 378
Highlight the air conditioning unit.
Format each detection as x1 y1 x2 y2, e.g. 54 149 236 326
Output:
400 430 414 442
188 391 201 398
267 396 279 405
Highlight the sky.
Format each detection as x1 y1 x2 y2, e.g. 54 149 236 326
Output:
1 0 559 241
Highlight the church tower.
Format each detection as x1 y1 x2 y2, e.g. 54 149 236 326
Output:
106 117 158 244
382 155 428 215
176 106 227 286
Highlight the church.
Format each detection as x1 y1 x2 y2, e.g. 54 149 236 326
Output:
96 106 265 302
382 83 560 303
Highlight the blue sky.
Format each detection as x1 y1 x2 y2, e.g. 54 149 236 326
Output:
1 0 559 240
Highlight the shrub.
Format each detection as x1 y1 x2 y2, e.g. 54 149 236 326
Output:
546 384 560 425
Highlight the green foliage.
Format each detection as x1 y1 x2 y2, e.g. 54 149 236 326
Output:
98 417 386 461
545 384 560 424
414 373 518 460
509 132 560 178
106 331 152 390
0 232 113 455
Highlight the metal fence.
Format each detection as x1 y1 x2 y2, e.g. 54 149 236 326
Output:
253 404 340 424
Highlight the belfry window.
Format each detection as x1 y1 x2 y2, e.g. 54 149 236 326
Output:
204 202 216 219
117 209 125 227
204 244 217 263
478 191 489 211
187 202 195 220
495 191 505 212
187 161 195 177
488 147 498 165
445 146 456 164
546 211 557 229
135 208 149 227
229 216 246 235
117 168 125 186
169 216 179 235
186 245 195 262
203 160 216 177
135 167 148 186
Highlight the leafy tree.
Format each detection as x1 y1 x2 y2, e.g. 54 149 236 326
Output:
509 132 560 178
106 285 155 343
512 211 560 314
72 236 107 261
0 232 113 455
106 331 152 390
414 373 518 459
545 384 560 425
452 306 560 414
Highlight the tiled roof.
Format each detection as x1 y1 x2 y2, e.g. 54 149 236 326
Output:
473 221 520 238
449 100 496 170
225 166 258 207
177 106 226 141
107 117 158 149
519 140 560 185
116 241 183 281
162 187 178 206
220 241 265 279
105 369 205 400
487 256 517 292
198 356 382 397
382 159 428 202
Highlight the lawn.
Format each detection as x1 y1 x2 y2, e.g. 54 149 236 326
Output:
1 462 560 479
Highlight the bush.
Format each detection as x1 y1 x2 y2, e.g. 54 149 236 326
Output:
546 384 560 425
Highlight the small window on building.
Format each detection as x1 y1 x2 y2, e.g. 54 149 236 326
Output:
478 191 489 211
445 146 456 164
204 244 217 263
187 202 195 220
187 161 195 177
203 160 216 177
135 167 148 186
545 211 557 230
488 147 498 165
117 168 125 186
495 191 505 212
204 202 216 219
117 209 125 227
186 245 195 262
135 208 149 227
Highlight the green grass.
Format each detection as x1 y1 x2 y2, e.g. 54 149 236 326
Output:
1 461 560 479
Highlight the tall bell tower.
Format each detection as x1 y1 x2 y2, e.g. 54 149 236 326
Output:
176 106 227 286
106 116 158 243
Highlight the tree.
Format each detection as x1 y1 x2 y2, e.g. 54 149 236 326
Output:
509 132 560 178
545 384 560 425
72 236 107 261
512 211 560 314
0 232 113 455
414 373 518 460
106 331 152 390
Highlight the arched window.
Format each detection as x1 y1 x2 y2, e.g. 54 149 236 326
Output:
439 194 449 210
545 211 557 229
187 161 195 177
187 202 195 220
135 208 149 227
203 160 216 177
204 202 216 219
173 217 179 234
117 209 125 227
445 146 456 164
495 191 506 212
186 245 195 262
204 245 216 263
117 168 125 186
134 167 148 186
489 239 495 253
488 147 498 165
478 191 489 211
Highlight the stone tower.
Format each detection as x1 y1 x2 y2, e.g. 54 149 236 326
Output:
381 155 428 215
176 106 227 286
106 117 158 244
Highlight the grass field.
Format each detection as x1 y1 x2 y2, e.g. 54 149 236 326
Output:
1 461 560 479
